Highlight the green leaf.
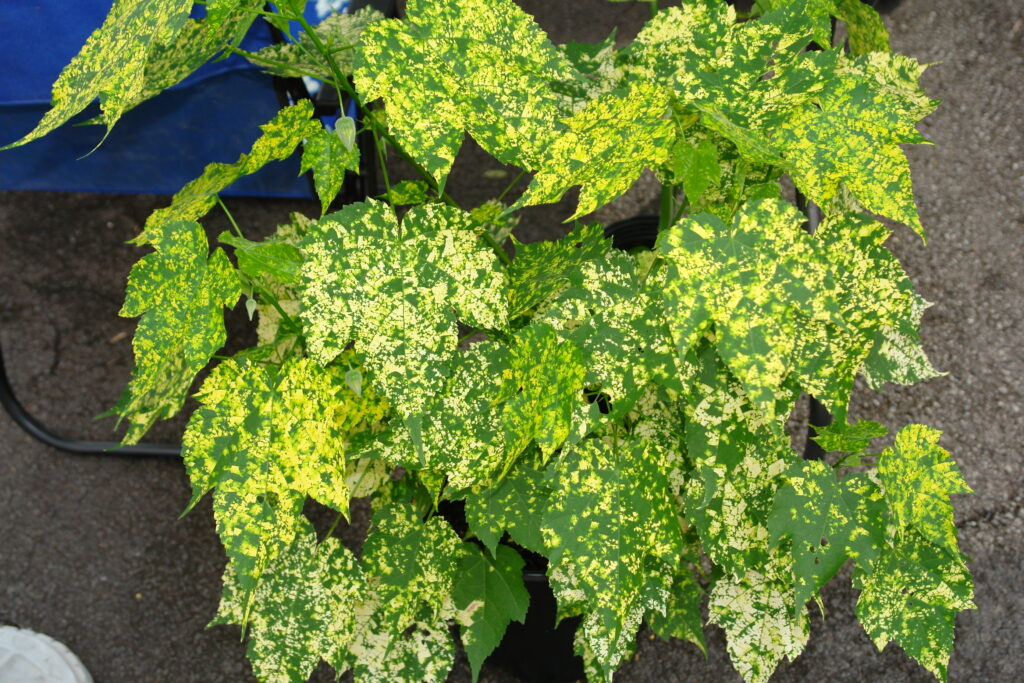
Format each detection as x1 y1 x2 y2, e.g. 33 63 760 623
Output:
768 459 855 609
212 519 364 683
346 614 455 683
183 357 375 612
453 544 530 682
854 531 975 682
3 0 193 149
138 101 321 243
878 424 972 555
355 0 574 186
114 220 240 443
219 232 303 287
382 180 430 206
778 52 937 237
861 293 943 390
542 437 684 674
502 323 586 458
837 471 890 571
300 200 508 422
465 447 551 557
811 419 887 456
671 138 721 207
708 554 810 683
646 561 707 656
245 7 384 81
520 81 673 219
302 128 360 214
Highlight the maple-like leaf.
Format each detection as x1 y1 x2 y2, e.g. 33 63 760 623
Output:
659 200 922 418
3 0 193 149
878 424 972 555
777 52 937 237
212 519 364 683
300 200 508 424
453 544 530 682
182 357 376 612
354 0 574 185
113 220 240 443
542 437 683 675
646 560 707 656
301 127 360 214
139 101 322 243
854 531 975 682
708 553 810 683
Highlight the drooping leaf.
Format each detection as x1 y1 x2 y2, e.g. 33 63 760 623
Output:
140 101 322 243
768 458 855 609
646 559 707 656
3 0 193 149
861 293 943 390
182 357 378 611
114 220 240 443
520 81 673 219
877 424 972 555
245 7 384 81
302 127 360 214
708 553 810 683
212 519 364 683
811 419 887 456
834 0 891 55
542 437 684 675
300 200 508 423
465 447 551 556
854 531 975 682
453 544 530 682
219 232 304 287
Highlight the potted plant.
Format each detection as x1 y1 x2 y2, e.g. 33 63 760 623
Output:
4 0 974 681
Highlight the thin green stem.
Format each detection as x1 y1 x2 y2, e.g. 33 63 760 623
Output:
216 195 244 239
648 1 659 19
481 230 513 266
325 511 345 538
496 170 527 203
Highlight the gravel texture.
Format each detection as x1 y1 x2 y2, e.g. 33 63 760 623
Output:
1 1 1022 681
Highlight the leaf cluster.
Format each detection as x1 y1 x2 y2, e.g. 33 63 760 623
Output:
8 1 973 682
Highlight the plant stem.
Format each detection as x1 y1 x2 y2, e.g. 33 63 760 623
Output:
481 230 513 266
216 195 244 239
648 1 659 19
659 182 674 232
496 169 527 203
325 511 345 538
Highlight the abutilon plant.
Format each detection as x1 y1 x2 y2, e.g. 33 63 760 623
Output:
5 0 974 681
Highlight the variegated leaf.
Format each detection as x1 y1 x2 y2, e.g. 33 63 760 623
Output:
354 0 574 185
464 447 550 557
854 531 975 682
520 81 673 219
140 101 322 243
300 200 507 424
646 558 707 656
114 220 239 443
3 0 193 149
542 437 684 675
212 519 364 683
778 52 937 237
183 357 378 611
708 553 810 683
301 127 360 215
246 7 384 81
878 424 972 555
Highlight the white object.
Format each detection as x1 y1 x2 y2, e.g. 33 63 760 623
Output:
0 626 92 683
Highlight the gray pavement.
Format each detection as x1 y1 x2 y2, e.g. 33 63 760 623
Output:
2 0 1023 681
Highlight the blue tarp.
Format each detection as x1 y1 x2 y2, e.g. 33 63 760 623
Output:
0 1 327 197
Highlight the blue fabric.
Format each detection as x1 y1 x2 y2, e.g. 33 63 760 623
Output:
0 1 315 197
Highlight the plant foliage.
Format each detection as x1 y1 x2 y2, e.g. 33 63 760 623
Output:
9 0 973 681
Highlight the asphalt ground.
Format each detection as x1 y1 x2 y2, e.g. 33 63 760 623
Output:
1 0 1022 681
